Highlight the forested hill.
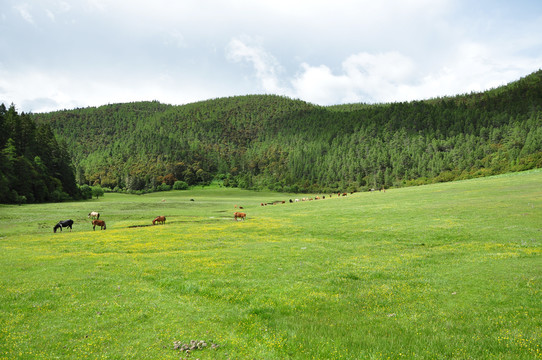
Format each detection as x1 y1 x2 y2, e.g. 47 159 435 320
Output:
33 70 542 193
0 104 81 203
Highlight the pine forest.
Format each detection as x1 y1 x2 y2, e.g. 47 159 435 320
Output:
2 70 542 202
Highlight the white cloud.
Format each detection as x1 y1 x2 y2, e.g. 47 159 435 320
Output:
0 65 237 113
290 64 351 104
0 69 85 112
163 30 187 48
45 9 55 22
44 1 71 22
13 3 34 24
226 37 285 94
85 0 108 12
228 39 542 106
287 52 416 104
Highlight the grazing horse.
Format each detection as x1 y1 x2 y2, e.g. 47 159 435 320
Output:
92 219 106 230
88 211 100 219
152 216 166 225
53 219 73 233
234 212 246 221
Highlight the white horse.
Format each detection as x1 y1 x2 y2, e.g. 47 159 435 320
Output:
88 211 100 219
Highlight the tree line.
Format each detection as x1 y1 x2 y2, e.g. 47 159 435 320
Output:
0 104 86 203
33 70 542 194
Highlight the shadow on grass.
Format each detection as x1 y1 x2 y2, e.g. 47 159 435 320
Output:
127 217 236 228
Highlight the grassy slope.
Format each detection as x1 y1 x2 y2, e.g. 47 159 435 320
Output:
0 171 541 359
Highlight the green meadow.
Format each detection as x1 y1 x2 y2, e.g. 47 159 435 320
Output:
1 171 541 359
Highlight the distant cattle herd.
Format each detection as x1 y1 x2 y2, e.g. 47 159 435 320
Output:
259 191 355 206
52 190 378 232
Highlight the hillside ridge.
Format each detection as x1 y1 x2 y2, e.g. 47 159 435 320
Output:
32 70 542 193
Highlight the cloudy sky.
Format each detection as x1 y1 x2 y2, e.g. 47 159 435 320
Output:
1 0 541 113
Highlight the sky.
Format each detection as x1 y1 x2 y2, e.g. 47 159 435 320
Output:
1 0 542 113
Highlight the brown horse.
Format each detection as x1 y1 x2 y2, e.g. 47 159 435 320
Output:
92 219 106 230
153 216 166 225
234 212 246 221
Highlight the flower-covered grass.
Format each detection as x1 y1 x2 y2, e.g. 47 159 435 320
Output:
1 170 541 359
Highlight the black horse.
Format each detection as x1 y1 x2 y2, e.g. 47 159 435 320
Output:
53 219 74 233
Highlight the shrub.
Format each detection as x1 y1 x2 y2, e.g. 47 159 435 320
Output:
51 189 71 202
157 183 171 191
79 184 93 199
173 180 189 190
91 185 105 199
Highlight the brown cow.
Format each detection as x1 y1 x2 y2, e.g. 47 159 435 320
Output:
234 212 246 221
